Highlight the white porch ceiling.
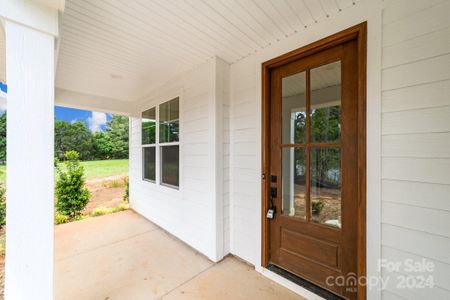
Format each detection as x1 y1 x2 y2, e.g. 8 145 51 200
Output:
58 0 358 102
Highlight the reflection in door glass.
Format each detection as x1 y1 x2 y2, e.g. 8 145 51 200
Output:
282 71 306 144
282 148 306 219
310 147 341 228
310 61 341 143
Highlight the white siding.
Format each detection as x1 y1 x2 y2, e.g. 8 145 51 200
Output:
219 59 231 256
129 57 229 262
381 0 450 298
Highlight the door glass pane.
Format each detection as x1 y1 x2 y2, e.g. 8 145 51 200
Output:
143 147 156 181
310 61 341 143
160 97 180 143
282 147 306 219
310 147 341 228
161 145 179 188
142 107 156 145
282 71 306 144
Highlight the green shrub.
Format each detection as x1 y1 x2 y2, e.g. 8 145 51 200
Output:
55 151 90 218
123 177 129 202
311 200 324 215
54 213 70 225
0 184 6 228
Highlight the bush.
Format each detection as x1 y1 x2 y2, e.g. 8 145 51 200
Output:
123 177 129 202
311 200 324 215
55 151 90 218
0 184 6 228
54 213 70 225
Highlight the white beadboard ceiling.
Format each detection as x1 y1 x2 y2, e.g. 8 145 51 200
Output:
1 0 359 103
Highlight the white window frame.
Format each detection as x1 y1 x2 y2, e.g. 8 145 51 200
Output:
141 107 157 183
141 97 180 190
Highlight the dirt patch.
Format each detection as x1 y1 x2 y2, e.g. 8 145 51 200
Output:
83 174 128 215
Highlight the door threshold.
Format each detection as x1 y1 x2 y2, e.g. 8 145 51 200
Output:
266 264 344 300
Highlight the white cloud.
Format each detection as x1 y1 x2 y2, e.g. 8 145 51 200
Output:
0 94 6 114
87 111 107 132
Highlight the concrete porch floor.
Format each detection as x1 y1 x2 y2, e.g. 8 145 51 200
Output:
55 210 304 300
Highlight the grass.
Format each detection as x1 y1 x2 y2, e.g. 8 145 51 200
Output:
78 159 128 179
89 202 129 217
0 159 128 184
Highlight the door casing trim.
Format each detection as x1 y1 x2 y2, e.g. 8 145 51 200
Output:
261 22 367 300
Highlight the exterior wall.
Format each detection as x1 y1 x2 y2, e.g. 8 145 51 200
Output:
127 1 450 299
129 57 230 262
380 1 450 299
219 60 231 255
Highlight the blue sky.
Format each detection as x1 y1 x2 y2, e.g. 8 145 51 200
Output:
55 106 112 132
1 82 110 132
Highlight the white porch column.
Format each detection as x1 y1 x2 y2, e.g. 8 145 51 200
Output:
2 2 59 297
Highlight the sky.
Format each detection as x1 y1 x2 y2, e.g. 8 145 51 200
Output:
55 106 112 132
0 92 110 132
0 82 110 132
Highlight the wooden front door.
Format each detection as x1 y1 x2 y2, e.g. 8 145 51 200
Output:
262 25 366 300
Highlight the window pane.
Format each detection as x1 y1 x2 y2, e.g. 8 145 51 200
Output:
160 97 179 143
142 107 156 145
282 147 306 219
161 145 179 187
310 61 341 143
282 71 306 144
143 147 156 181
310 147 341 228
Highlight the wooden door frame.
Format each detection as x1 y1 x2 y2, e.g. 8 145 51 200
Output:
261 22 367 299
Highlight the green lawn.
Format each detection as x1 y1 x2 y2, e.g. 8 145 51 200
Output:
0 159 128 184
78 159 128 179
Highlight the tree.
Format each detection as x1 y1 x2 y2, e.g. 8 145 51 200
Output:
55 120 70 160
104 115 129 159
55 120 95 160
0 112 6 162
93 131 114 159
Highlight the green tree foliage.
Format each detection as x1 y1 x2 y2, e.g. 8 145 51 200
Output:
55 120 95 160
54 115 129 161
0 112 128 162
294 106 341 187
92 131 113 159
55 151 90 217
0 184 6 228
104 115 129 159
0 112 6 162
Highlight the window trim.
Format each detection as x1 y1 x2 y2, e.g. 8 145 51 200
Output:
142 145 156 183
159 145 180 190
141 96 180 190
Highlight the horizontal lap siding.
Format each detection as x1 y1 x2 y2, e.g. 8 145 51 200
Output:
381 1 450 298
223 65 231 255
229 61 261 266
129 60 216 260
